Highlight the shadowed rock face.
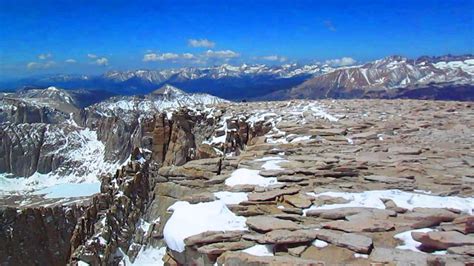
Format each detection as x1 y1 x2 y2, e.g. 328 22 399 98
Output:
0 205 85 266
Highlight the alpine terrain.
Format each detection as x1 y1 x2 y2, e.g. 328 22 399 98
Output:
2 55 473 101
0 83 473 265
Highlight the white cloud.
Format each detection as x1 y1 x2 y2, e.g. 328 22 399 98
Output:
143 52 179 62
27 61 56 69
188 39 215 48
181 53 196 59
95 57 109 66
38 53 52 60
65 59 77 63
87 53 98 59
27 62 41 69
143 52 196 62
142 49 239 64
205 49 239 59
325 57 356 66
261 55 287 62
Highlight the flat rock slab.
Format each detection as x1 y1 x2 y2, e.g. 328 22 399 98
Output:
370 247 429 265
288 245 308 257
452 216 474 234
277 175 308 182
347 131 379 140
248 187 300 201
309 128 347 136
412 231 474 250
217 251 325 266
246 216 301 233
364 175 414 184
184 231 245 246
182 192 216 204
314 229 373 254
197 241 254 255
403 208 458 228
322 219 395 232
447 245 474 256
259 169 295 177
388 146 422 155
262 229 318 244
306 207 396 220
284 194 313 209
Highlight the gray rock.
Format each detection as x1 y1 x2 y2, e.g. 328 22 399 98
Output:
314 229 373 254
246 216 301 232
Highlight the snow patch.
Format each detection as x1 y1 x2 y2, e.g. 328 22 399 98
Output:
132 246 166 265
214 191 249 205
313 239 329 248
163 201 247 252
225 168 278 187
242 244 274 256
305 190 474 214
394 228 434 252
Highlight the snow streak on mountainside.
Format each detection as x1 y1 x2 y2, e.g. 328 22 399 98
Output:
279 55 474 100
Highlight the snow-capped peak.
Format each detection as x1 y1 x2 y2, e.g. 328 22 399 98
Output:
150 84 185 96
46 86 60 91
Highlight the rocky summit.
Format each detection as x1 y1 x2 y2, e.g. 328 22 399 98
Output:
1 93 474 265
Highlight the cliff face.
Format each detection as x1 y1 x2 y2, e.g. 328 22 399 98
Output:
67 110 272 265
0 105 271 265
0 204 86 265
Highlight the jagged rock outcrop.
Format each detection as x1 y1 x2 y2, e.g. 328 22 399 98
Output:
0 204 86 266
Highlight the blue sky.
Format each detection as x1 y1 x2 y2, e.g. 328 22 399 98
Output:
0 0 473 79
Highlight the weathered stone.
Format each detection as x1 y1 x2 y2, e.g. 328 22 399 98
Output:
447 245 474 256
370 247 429 265
246 216 301 232
288 245 308 257
184 231 245 246
248 187 300 201
259 169 295 177
314 229 373 254
281 207 304 215
306 207 396 220
309 128 347 136
217 251 324 266
383 199 407 213
323 219 395 232
451 216 474 234
347 131 379 140
364 175 414 184
262 229 318 244
412 231 474 250
197 241 254 255
403 208 458 228
181 192 216 204
388 146 422 155
284 194 313 209
311 195 350 206
277 175 308 182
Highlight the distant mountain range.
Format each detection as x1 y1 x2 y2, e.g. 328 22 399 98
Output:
267 55 474 101
1 54 473 101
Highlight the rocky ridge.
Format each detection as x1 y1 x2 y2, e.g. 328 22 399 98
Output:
1 98 474 265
